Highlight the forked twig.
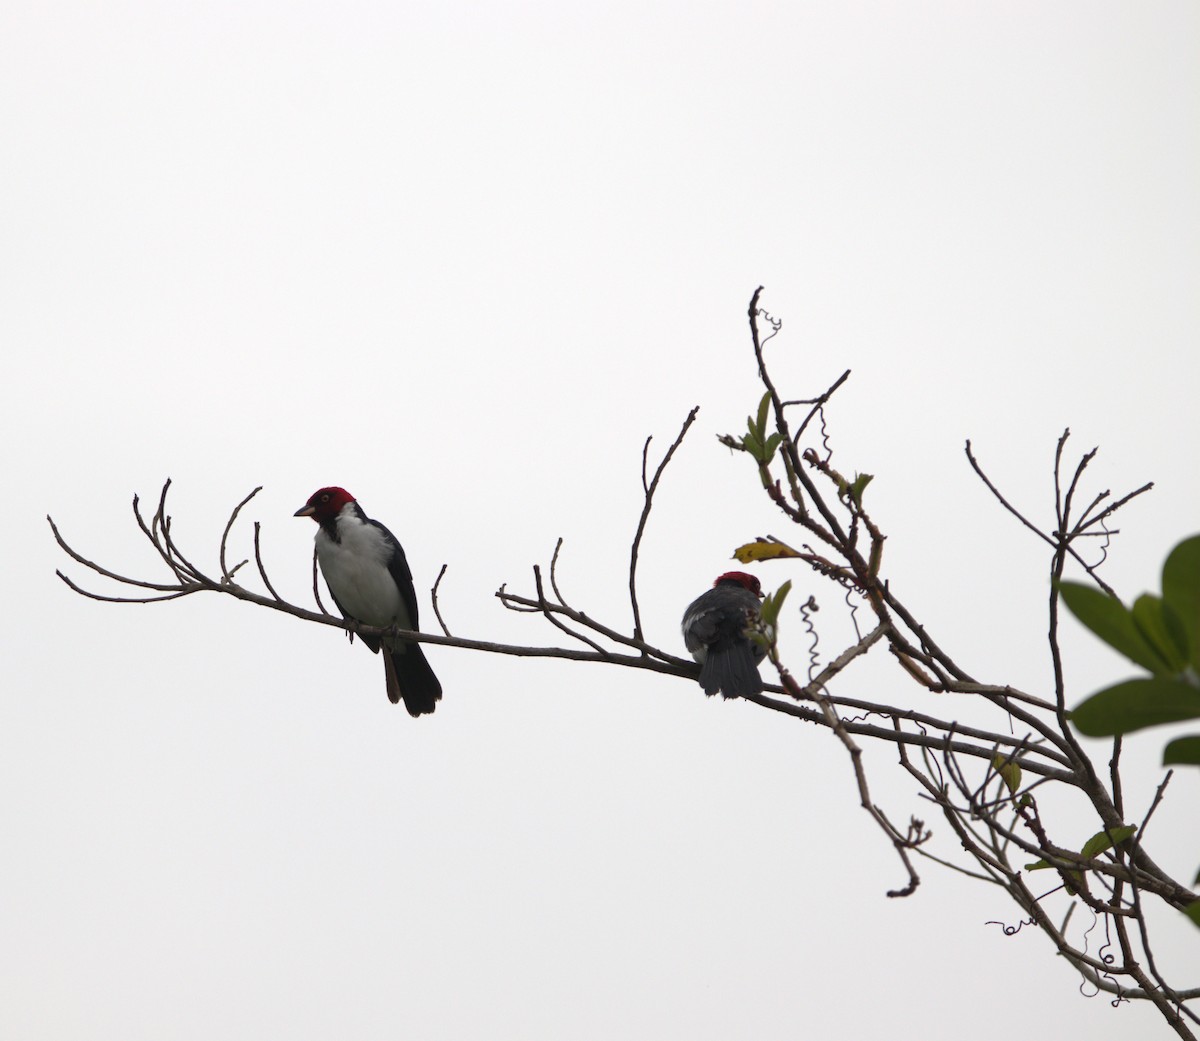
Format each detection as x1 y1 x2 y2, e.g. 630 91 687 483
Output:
629 406 699 643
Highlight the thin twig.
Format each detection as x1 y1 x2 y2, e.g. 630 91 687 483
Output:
629 407 699 643
220 486 262 583
533 565 608 654
431 564 452 637
253 522 284 604
789 368 851 445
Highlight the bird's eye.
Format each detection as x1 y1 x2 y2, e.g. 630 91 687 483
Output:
320 493 330 503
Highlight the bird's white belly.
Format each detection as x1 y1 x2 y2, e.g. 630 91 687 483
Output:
317 530 406 628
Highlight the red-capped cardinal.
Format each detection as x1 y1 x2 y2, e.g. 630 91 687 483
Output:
295 487 442 716
681 571 766 698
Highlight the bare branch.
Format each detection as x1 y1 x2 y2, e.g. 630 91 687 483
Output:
629 407 699 643
431 564 452 637
252 522 284 604
788 367 851 447
53 569 197 604
532 564 609 654
47 514 189 594
772 646 924 898
221 486 262 583
965 440 1059 553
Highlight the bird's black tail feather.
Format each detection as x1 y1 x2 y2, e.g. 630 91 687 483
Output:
698 643 763 699
383 642 443 717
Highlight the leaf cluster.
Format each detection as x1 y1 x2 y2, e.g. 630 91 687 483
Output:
1063 535 1200 918
1064 536 1200 764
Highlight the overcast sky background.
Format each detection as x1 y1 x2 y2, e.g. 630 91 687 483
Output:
3 3 1199 1039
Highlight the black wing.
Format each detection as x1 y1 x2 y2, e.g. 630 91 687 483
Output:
369 518 421 633
681 595 721 655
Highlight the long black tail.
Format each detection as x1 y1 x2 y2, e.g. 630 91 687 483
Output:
383 642 443 717
698 643 763 699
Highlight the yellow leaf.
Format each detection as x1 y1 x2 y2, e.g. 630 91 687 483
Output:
992 754 1021 795
732 539 801 563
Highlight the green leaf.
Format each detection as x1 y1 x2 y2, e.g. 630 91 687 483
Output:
992 753 1021 795
1026 825 1135 887
759 580 793 627
1162 535 1200 672
1163 605 1192 675
1072 678 1200 737
756 392 771 438
1079 825 1136 860
743 429 763 459
1023 857 1083 894
1058 581 1170 674
1131 594 1188 674
1162 734 1200 767
849 473 873 508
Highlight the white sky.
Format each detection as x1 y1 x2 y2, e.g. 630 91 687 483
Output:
3 2 1198 1038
